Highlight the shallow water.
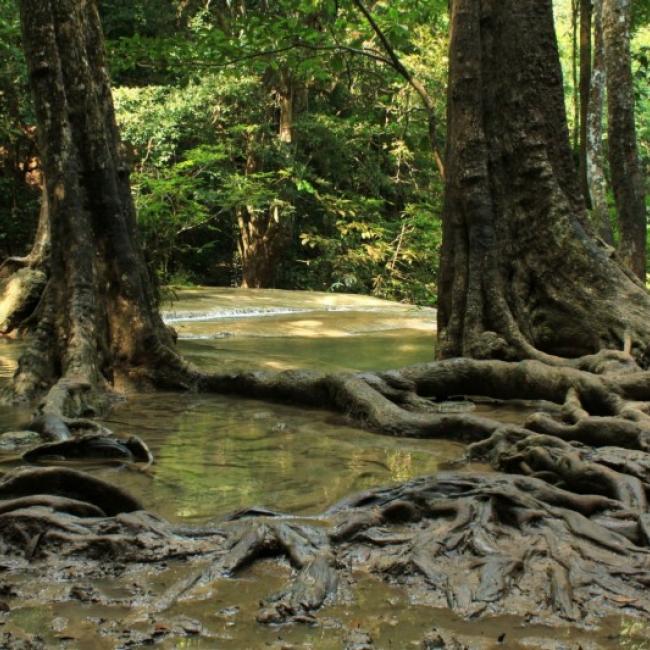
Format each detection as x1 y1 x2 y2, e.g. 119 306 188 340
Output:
0 288 647 648
4 562 649 649
167 287 436 373
0 288 456 523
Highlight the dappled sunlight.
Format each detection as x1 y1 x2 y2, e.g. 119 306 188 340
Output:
1 0 647 644
0 340 23 379
163 287 436 341
163 287 421 315
166 287 436 374
262 359 300 370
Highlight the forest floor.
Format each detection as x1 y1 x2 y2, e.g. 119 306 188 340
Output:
0 289 648 649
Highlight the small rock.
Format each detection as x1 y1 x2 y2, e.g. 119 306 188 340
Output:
152 623 170 637
69 585 101 603
217 606 239 617
422 630 469 650
0 431 41 452
172 616 202 636
345 629 374 650
51 617 67 633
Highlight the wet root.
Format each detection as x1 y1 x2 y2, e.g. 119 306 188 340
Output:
1 469 649 627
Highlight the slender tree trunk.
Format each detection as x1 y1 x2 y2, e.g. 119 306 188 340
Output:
578 0 592 206
437 0 650 364
571 0 580 152
603 0 647 281
351 0 445 179
586 0 613 244
277 69 294 145
237 69 295 289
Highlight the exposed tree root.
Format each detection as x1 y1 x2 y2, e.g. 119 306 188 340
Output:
0 268 47 336
22 433 153 465
7 0 650 636
8 345 650 629
2 358 650 635
0 468 649 628
0 467 143 515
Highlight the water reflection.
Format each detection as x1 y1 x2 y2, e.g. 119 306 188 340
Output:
99 392 464 523
0 289 448 523
0 290 643 648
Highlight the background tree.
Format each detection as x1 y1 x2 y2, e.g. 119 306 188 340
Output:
578 0 592 205
586 0 613 243
603 0 647 280
108 0 448 299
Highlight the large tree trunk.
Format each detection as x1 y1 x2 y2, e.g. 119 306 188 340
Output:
586 0 613 244
436 0 650 364
603 0 647 281
15 0 186 428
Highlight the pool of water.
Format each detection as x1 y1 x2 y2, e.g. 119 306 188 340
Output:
0 288 459 524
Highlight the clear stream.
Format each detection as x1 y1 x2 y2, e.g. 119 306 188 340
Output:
0 288 647 648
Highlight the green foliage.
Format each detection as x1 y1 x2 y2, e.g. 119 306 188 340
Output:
3 0 647 303
110 0 447 302
134 145 227 280
0 0 39 258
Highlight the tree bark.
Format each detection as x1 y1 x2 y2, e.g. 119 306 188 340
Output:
236 132 289 290
237 205 286 289
571 0 580 152
586 0 613 244
603 0 647 281
15 0 187 424
578 0 592 206
437 0 650 364
277 68 294 145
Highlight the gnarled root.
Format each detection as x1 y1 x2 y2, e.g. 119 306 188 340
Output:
1 469 649 628
468 429 649 511
0 467 143 515
0 468 216 562
7 345 650 629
